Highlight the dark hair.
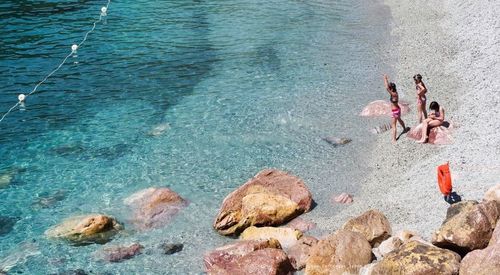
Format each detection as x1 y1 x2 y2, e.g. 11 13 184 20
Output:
413 74 422 81
389 82 396 91
429 101 440 111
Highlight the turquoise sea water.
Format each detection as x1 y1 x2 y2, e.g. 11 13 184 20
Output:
0 0 392 273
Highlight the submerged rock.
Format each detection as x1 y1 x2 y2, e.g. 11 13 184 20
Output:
214 169 313 235
204 239 282 273
148 122 170 136
123 187 188 230
94 243 143 262
342 209 392 247
0 216 19 236
207 248 293 275
240 226 302 249
305 229 372 275
287 236 318 270
431 200 499 254
0 167 25 188
32 190 67 209
322 137 352 147
45 214 123 245
158 242 183 255
0 241 41 274
370 241 461 275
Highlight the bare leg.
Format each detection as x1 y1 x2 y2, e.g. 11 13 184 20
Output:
417 119 431 143
428 120 443 128
423 107 428 120
391 118 397 143
417 104 424 123
398 117 406 131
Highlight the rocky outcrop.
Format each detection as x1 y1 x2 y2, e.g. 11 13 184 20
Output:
431 200 499 254
287 236 318 270
342 209 392 247
240 226 302 248
207 248 293 275
373 230 427 260
204 239 282 272
305 229 372 275
45 214 123 245
94 243 143 262
213 169 313 235
371 241 461 275
489 220 500 246
460 243 500 275
123 187 188 230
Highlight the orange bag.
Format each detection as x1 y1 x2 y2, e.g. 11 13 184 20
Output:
437 162 452 196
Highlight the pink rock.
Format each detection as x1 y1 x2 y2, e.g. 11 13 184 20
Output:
123 187 188 230
208 248 293 275
407 122 454 145
460 243 500 274
360 100 410 117
94 243 143 262
490 221 500 246
287 236 318 270
283 217 316 232
204 239 282 272
332 193 353 204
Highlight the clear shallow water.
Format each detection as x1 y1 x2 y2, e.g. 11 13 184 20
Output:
0 0 391 273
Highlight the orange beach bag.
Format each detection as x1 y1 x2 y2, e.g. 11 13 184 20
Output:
437 162 452 196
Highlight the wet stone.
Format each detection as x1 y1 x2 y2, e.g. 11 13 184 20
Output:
0 216 19 236
159 243 183 255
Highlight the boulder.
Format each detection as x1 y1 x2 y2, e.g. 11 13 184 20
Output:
359 263 377 275
45 214 123 245
431 200 499 254
360 100 410 117
240 226 302 249
158 243 183 255
123 187 188 230
407 123 454 145
207 248 293 275
305 229 372 275
287 236 318 270
460 243 500 275
373 231 429 260
214 169 313 235
283 217 316 232
342 209 392 247
204 239 282 272
371 241 460 275
94 243 143 262
490 220 500 246
485 184 500 206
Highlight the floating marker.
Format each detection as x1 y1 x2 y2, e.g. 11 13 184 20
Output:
18 94 26 102
101 7 107 16
71 44 78 53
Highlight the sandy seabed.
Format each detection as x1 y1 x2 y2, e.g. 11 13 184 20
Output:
313 0 500 239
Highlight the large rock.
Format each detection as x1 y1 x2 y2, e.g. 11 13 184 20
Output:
93 243 143 262
407 123 454 145
490 220 500 246
207 248 293 275
373 230 428 260
460 243 500 275
371 241 460 275
204 239 282 272
283 217 316 232
123 187 188 230
432 200 499 254
287 236 318 270
214 169 313 235
240 226 302 248
305 229 372 275
485 184 500 206
342 209 392 247
45 214 123 245
359 100 410 117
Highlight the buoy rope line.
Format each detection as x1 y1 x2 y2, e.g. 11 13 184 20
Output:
0 0 111 124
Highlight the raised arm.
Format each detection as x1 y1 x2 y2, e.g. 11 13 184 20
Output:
383 74 396 96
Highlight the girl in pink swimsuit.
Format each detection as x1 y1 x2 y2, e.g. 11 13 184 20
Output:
414 74 428 123
384 74 407 143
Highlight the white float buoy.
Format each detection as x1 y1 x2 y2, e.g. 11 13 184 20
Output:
101 7 107 16
71 44 78 53
18 94 26 102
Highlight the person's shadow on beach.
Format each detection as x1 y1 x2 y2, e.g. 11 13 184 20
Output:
396 127 411 141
